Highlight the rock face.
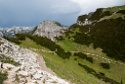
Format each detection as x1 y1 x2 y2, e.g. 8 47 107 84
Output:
0 26 33 37
77 12 94 26
33 21 68 41
0 38 70 84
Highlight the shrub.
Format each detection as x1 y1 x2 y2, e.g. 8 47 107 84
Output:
15 33 26 40
27 35 71 59
86 57 94 63
0 72 8 84
78 63 120 84
0 54 20 66
99 72 105 76
74 58 77 61
117 10 125 14
74 52 87 59
4 37 21 44
100 63 110 69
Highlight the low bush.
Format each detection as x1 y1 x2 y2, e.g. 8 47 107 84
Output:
0 54 20 66
0 72 8 84
27 35 71 59
74 52 93 63
86 57 93 63
117 10 125 14
100 63 110 69
74 52 87 59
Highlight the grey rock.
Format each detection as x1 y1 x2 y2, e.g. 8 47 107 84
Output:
0 38 70 84
0 26 33 37
33 21 68 41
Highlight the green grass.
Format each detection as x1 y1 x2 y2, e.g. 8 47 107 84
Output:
103 5 125 13
99 13 124 22
98 5 125 22
57 39 125 83
19 37 125 84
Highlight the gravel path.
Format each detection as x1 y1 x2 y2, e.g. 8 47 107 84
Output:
36 54 57 76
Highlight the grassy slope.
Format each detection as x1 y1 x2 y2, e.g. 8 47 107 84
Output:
99 5 125 22
19 38 125 84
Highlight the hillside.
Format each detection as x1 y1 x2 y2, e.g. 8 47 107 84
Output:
67 5 125 61
0 5 125 84
0 37 70 84
10 34 125 84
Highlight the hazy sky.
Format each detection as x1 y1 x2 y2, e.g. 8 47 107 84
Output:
0 0 125 27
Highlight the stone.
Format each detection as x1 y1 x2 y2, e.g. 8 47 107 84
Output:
3 63 15 69
18 71 29 77
33 73 43 80
13 67 21 72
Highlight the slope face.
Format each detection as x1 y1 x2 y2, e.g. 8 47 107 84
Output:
67 5 125 61
77 5 125 26
33 21 68 41
0 38 70 84
0 26 33 37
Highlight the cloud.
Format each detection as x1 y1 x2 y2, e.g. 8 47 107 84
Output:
69 0 125 14
0 0 125 27
50 0 80 14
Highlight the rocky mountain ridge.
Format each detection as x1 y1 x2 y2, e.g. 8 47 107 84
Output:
77 5 125 26
0 38 70 84
0 26 33 37
33 21 68 41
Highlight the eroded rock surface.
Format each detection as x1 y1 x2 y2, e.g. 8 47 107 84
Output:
0 38 70 84
33 21 68 41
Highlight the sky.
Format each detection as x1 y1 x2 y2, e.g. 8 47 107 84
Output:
0 0 125 27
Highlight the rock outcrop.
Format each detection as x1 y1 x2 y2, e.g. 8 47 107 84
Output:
0 38 70 84
77 12 94 26
33 21 68 41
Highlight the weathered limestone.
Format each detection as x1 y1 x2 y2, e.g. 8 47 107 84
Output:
33 21 68 41
0 38 70 84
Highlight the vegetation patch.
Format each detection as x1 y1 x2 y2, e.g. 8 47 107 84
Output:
74 52 87 59
78 63 120 84
6 34 71 59
117 9 125 14
89 8 112 20
0 54 20 66
86 57 93 63
72 17 125 61
0 72 8 84
74 52 93 63
27 35 71 59
100 63 110 69
19 37 125 84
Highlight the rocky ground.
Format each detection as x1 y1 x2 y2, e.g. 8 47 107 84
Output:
0 38 70 84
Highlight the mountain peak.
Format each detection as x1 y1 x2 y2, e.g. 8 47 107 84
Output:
33 20 68 41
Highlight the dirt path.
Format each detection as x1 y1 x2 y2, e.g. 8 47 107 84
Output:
36 54 57 76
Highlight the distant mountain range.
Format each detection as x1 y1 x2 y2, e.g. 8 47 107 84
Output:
0 26 33 37
0 21 68 42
